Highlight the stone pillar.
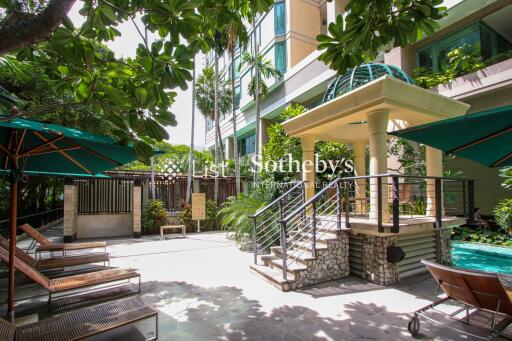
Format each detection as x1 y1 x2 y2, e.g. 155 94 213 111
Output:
352 142 367 215
301 135 316 201
327 0 348 25
133 180 142 238
367 110 389 223
426 146 443 217
63 179 77 243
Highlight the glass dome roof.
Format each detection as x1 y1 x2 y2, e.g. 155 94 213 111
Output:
323 63 415 104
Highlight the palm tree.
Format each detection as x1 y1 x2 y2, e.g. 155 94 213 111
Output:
251 15 260 186
240 52 281 183
227 21 247 195
186 56 197 203
195 64 231 202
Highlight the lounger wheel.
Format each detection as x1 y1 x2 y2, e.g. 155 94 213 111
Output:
408 316 420 336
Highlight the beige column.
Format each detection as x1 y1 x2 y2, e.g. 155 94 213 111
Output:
301 135 316 201
133 181 142 238
352 142 367 215
258 119 271 152
426 146 443 217
367 110 390 223
63 181 77 242
225 137 234 159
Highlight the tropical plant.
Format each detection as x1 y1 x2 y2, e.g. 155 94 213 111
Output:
452 225 512 247
500 167 512 190
178 199 219 231
317 0 447 75
413 44 485 88
195 66 232 162
494 198 512 235
142 200 168 235
219 193 266 242
241 53 282 99
0 0 275 161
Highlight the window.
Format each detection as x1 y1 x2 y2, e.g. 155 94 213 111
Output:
245 135 256 155
275 2 286 35
275 42 286 74
416 21 512 71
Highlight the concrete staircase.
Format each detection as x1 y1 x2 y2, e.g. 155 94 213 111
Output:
250 216 350 291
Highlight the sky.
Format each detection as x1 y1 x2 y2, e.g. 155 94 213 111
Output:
68 3 206 148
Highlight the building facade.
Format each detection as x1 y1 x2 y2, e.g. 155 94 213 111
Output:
203 0 512 213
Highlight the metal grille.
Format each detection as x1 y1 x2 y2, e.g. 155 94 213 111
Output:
75 179 133 215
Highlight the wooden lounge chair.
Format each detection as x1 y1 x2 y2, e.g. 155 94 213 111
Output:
408 260 512 339
0 296 157 341
0 247 140 305
0 236 109 271
19 223 107 256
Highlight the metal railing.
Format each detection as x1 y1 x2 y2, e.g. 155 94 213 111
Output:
276 174 475 280
0 208 63 236
251 181 305 264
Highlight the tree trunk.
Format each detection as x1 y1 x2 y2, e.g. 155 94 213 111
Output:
186 60 196 203
231 52 241 195
0 0 77 55
215 119 226 163
214 51 220 203
253 16 260 185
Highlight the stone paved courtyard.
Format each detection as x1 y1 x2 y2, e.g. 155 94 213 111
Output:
4 225 511 340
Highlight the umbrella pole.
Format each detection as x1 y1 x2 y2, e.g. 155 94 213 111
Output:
8 179 17 321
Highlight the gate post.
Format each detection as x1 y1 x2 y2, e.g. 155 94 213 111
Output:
133 179 142 238
63 178 77 243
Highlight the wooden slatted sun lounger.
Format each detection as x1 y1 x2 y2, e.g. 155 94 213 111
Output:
0 296 158 341
408 260 512 339
0 247 140 305
18 223 107 255
0 236 109 271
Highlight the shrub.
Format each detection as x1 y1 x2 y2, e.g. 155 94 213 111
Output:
494 198 512 235
142 200 168 235
177 199 220 232
452 225 512 247
219 194 266 243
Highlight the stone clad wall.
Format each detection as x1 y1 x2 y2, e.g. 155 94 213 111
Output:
289 231 350 290
435 227 453 265
358 234 399 286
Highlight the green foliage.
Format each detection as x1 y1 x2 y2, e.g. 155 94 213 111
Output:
0 0 275 162
413 44 500 88
317 0 447 74
261 104 352 186
195 66 232 120
388 137 425 175
452 225 512 247
500 167 512 190
219 193 266 242
494 198 512 234
121 142 213 174
178 199 219 231
142 200 169 235
240 53 281 99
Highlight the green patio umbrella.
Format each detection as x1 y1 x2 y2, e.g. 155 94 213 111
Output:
390 105 512 168
0 115 146 319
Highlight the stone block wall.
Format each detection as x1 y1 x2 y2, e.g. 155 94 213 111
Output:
289 231 350 290
435 227 453 265
133 182 142 238
358 234 399 286
63 182 77 242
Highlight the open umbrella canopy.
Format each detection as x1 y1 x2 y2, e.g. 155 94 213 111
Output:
390 105 512 168
0 116 139 176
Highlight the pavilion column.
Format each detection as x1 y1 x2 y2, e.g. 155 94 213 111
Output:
133 180 142 238
367 110 389 223
352 141 367 215
63 178 77 243
301 135 316 201
426 146 443 217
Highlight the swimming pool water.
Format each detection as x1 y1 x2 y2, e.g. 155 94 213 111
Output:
451 242 512 274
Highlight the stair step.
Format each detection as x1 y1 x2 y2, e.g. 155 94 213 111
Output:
268 258 308 274
249 263 294 291
271 247 316 265
291 241 328 253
